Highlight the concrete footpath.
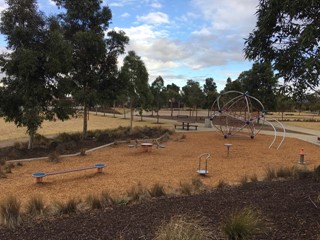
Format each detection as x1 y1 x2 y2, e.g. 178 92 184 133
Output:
185 121 320 146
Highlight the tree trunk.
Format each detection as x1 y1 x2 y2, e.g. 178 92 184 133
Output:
156 110 160 124
195 106 198 122
130 101 133 131
123 105 126 119
170 100 173 118
28 131 35 149
83 104 88 139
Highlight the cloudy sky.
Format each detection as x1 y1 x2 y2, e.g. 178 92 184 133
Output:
0 0 260 91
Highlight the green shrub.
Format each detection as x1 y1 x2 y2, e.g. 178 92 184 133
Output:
222 207 266 240
25 195 45 216
154 215 212 240
0 195 22 229
149 183 166 197
56 132 81 143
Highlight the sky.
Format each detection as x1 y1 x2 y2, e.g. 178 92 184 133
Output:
0 0 260 91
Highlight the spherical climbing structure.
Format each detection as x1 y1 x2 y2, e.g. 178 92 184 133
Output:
211 91 266 139
210 90 285 149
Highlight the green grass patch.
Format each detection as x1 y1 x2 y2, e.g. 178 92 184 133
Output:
222 207 267 240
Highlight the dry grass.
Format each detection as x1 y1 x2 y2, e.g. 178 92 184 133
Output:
0 113 175 142
1 132 319 206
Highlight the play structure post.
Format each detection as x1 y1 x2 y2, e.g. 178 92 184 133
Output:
298 148 305 164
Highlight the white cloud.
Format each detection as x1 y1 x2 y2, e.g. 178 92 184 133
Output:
192 0 257 32
137 12 169 25
0 0 7 13
121 12 130 18
151 2 162 9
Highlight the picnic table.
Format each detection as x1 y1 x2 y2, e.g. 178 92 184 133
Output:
174 121 198 130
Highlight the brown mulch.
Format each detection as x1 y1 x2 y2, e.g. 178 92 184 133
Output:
0 131 319 239
0 179 319 239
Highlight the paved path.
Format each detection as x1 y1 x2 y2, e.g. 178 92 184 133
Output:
178 121 320 146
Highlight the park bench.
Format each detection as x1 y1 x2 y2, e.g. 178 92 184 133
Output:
32 163 106 183
177 114 188 118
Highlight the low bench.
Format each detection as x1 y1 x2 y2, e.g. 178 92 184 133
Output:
32 163 106 183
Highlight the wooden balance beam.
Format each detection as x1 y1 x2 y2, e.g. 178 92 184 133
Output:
32 163 106 183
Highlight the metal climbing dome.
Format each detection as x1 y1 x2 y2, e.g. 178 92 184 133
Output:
210 91 285 149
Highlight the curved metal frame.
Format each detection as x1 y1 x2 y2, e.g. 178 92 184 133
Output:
197 153 211 175
211 91 285 149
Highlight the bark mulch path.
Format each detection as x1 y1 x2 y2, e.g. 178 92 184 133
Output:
0 178 319 239
0 131 319 239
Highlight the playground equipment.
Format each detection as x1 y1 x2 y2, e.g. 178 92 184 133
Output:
298 148 306 164
32 163 106 183
224 143 232 157
128 139 166 151
197 153 211 175
211 91 285 149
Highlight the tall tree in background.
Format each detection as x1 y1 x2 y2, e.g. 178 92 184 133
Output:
182 80 205 121
203 78 218 115
244 0 320 93
166 83 180 117
237 62 278 111
150 76 165 123
119 51 151 130
53 0 128 138
0 0 73 149
223 77 243 93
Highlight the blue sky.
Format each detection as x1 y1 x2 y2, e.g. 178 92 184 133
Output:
0 0 260 91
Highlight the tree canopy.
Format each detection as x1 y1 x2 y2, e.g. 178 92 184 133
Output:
119 51 151 129
52 0 128 138
0 0 73 148
244 0 320 93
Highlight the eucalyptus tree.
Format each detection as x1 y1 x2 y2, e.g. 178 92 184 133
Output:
119 51 151 130
244 0 320 93
203 78 218 115
53 0 128 138
0 0 73 149
166 83 181 117
150 76 166 123
182 80 205 121
237 62 278 111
